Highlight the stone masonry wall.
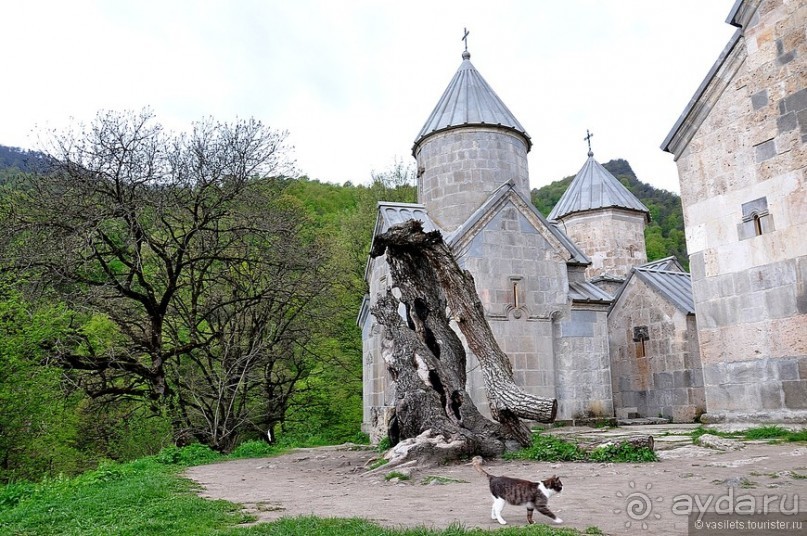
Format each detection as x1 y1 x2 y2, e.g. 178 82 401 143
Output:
674 0 807 422
553 307 614 420
608 276 705 422
416 127 530 232
360 256 395 440
560 209 648 281
458 202 571 416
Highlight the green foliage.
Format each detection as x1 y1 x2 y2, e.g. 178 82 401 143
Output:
588 443 657 463
739 426 799 442
0 279 88 482
504 433 586 462
368 458 389 470
228 440 283 459
0 457 251 535
690 426 807 443
154 444 220 466
506 433 657 463
532 159 688 268
384 470 410 481
376 435 392 452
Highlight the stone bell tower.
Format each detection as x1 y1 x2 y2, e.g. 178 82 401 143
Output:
548 138 650 283
412 44 532 232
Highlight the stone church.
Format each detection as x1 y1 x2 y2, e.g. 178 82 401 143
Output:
662 0 806 424
358 38 707 439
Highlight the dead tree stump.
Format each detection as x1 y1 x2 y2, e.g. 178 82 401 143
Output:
369 220 557 465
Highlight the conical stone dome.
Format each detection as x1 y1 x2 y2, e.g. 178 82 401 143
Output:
414 50 531 232
413 50 531 154
548 153 649 221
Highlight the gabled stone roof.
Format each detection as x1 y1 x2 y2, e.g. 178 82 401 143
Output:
569 281 613 304
373 202 438 236
364 202 440 282
445 180 590 265
634 268 695 314
640 256 686 272
412 50 531 154
547 154 650 222
611 258 695 315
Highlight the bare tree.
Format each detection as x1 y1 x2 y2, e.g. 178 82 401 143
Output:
1 109 331 449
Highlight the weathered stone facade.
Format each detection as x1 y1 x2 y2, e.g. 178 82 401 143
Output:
609 269 705 422
415 128 530 232
662 0 807 422
560 209 648 281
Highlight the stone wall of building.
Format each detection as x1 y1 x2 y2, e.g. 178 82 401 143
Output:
672 0 807 422
416 127 530 232
553 307 614 420
559 208 648 281
360 257 395 440
457 201 571 416
608 276 705 422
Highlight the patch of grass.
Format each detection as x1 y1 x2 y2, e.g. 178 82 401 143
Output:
743 426 791 440
229 440 284 459
368 458 389 470
154 443 221 466
385 471 410 481
376 436 392 452
588 442 657 463
691 426 807 444
421 476 468 485
789 471 807 480
505 433 586 462
0 456 251 535
505 433 656 463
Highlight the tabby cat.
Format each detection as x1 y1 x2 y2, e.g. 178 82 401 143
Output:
471 456 563 525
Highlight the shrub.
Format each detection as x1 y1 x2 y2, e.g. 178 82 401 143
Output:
229 440 280 459
154 444 220 466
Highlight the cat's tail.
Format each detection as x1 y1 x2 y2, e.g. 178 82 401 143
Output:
470 456 492 478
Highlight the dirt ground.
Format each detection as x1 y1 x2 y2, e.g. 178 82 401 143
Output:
186 425 807 535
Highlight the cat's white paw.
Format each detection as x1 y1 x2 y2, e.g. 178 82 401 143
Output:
554 517 563 524
496 519 507 525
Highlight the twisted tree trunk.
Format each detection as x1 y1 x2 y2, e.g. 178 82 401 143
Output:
369 220 556 463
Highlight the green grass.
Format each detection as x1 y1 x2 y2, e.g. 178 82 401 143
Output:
505 433 657 463
690 426 807 444
384 470 411 481
0 442 592 536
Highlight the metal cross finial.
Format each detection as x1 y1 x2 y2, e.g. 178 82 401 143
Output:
462 28 469 52
584 129 594 156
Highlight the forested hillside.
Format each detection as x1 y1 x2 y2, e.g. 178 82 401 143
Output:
0 145 49 174
531 159 688 268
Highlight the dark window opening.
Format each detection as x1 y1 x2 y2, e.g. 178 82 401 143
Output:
633 325 649 358
739 197 773 240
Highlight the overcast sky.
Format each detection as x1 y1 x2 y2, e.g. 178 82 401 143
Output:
2 1 738 193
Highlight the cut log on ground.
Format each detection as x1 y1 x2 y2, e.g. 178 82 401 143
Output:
369 220 557 465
